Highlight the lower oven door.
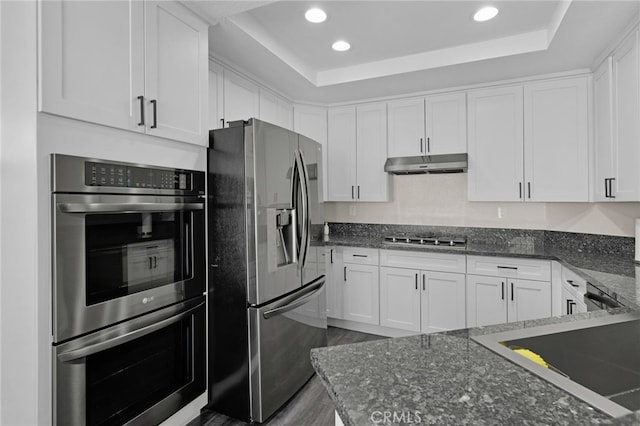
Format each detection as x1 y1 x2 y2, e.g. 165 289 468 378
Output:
53 297 205 426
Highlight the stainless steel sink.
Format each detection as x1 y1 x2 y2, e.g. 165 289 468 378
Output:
472 311 640 418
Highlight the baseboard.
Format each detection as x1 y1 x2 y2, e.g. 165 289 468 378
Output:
328 318 419 338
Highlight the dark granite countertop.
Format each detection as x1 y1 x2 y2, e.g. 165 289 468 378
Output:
312 230 640 425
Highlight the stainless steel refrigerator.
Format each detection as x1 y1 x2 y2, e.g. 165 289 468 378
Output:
206 118 327 423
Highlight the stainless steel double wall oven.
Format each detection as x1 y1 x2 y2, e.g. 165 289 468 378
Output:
51 154 206 426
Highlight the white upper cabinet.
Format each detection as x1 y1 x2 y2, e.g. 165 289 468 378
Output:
356 103 392 201
40 0 208 146
611 29 640 201
259 89 293 130
523 77 589 201
387 98 426 157
593 58 614 201
425 92 467 155
40 0 145 132
327 107 357 201
327 103 391 202
387 94 467 157
209 61 224 130
223 68 259 125
144 1 209 145
468 77 589 202
467 85 524 201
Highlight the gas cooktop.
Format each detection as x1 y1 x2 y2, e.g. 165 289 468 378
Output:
383 235 466 249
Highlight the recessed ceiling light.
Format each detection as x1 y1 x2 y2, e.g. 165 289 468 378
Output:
332 40 351 52
474 6 499 22
305 8 326 23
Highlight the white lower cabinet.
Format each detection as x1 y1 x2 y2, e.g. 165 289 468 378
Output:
325 246 344 319
342 248 380 325
380 267 465 333
379 250 466 334
466 274 551 327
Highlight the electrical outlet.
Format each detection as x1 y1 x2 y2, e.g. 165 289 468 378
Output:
498 207 506 219
349 205 357 217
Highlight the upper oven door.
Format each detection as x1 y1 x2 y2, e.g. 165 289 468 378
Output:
52 193 205 342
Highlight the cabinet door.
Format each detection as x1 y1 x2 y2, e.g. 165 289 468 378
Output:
425 93 467 154
524 77 589 201
467 86 524 201
145 1 208 145
466 274 507 327
612 30 640 201
209 61 224 130
379 267 421 332
327 107 357 201
356 103 391 202
40 0 144 132
223 68 260 124
277 98 294 130
387 98 426 157
325 247 343 319
259 88 279 126
343 264 379 325
421 271 466 333
507 279 551 323
594 58 615 201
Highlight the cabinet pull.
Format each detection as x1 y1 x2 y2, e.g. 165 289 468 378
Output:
566 279 579 288
137 95 145 126
150 99 158 129
415 274 418 290
344 266 347 282
352 254 368 258
220 118 225 128
604 178 609 198
351 186 355 200
330 249 334 264
420 138 423 153
357 186 360 200
422 274 425 291
427 137 430 153
497 266 518 270
501 282 505 300
609 178 616 199
519 182 523 199
527 182 531 199
511 282 514 301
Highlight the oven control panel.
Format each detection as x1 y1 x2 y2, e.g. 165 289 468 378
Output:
85 161 192 190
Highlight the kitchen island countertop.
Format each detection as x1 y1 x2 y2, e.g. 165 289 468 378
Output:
312 234 640 425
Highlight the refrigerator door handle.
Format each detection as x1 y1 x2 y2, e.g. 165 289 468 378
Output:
262 278 325 319
294 150 310 269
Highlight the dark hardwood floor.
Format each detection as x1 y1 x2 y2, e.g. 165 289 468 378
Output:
188 327 385 426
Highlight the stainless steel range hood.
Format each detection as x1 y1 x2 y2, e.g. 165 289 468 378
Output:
384 153 467 174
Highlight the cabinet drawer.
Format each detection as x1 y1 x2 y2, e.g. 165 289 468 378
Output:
380 249 465 274
561 266 587 295
466 256 551 281
342 247 379 265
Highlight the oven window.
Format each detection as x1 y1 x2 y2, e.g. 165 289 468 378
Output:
85 212 193 305
85 318 192 426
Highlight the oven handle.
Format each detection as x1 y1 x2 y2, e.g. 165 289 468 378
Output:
57 202 204 213
57 301 204 362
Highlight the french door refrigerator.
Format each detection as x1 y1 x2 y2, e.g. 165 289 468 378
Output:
206 119 327 423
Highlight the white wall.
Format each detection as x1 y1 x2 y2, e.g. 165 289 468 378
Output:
325 173 640 237
0 1 39 425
